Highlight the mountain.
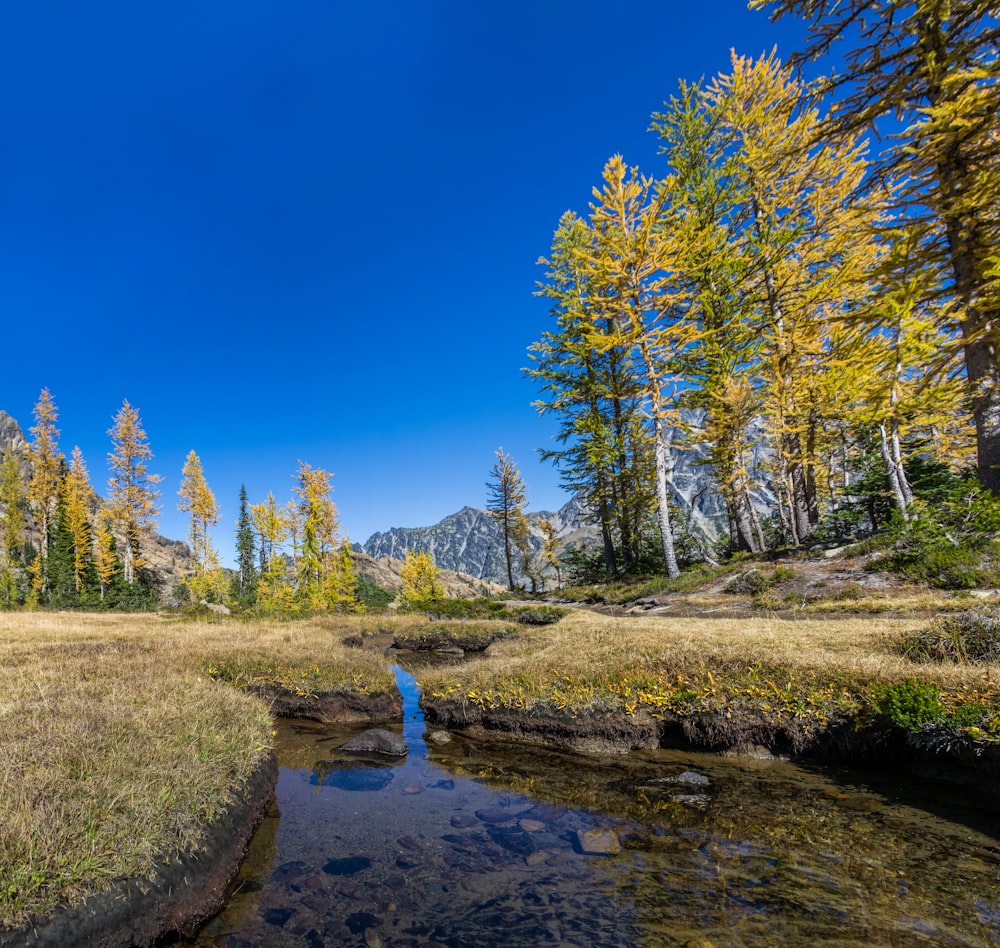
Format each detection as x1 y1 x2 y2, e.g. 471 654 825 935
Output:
359 413 779 586
359 495 593 587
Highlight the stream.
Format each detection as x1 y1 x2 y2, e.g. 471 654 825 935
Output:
188 661 1000 947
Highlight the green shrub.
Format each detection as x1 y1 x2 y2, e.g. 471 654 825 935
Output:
509 605 567 625
900 611 1000 664
871 679 946 731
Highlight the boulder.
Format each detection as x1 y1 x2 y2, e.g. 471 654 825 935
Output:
340 728 407 756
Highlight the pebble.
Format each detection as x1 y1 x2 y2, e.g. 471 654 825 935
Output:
519 819 546 833
525 850 549 866
450 814 478 828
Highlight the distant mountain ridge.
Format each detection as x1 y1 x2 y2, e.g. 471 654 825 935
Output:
358 495 593 586
358 414 779 586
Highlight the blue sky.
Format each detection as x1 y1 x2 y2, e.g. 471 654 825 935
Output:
0 2 803 565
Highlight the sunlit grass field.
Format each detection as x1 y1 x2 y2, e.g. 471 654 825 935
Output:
0 611 398 931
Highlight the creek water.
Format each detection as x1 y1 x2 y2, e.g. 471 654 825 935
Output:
188 661 1000 947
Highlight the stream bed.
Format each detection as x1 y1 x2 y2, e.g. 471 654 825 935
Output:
189 663 1000 946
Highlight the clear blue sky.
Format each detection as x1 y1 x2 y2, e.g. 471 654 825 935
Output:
0 1 803 566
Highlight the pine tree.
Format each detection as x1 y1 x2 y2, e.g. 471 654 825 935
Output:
486 448 528 591
106 400 161 585
233 484 258 605
178 450 224 603
293 461 342 611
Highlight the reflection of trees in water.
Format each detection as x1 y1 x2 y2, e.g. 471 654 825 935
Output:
431 738 1000 945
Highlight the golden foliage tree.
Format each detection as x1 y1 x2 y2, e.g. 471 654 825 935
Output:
178 450 225 603
106 400 161 585
400 548 445 604
62 446 95 595
26 388 63 571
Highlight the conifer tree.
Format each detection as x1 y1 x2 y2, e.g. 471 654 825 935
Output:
400 548 446 604
529 211 654 574
250 492 293 611
178 450 224 602
62 447 95 597
538 518 562 589
26 388 63 577
585 156 691 577
233 484 258 605
0 449 26 606
93 514 119 602
486 448 528 591
293 461 342 610
752 0 1000 491
706 51 882 543
106 400 161 585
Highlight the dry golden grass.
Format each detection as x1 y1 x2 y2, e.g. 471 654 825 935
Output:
0 611 397 930
418 608 1000 720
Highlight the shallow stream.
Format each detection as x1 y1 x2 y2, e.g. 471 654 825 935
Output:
189 662 1000 947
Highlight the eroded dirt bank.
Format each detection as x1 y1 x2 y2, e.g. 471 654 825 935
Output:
422 697 1000 791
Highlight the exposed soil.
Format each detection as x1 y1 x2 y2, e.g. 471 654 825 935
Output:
422 696 1000 795
0 754 279 948
253 687 402 724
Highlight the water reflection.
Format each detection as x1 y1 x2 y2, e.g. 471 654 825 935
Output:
189 665 1000 947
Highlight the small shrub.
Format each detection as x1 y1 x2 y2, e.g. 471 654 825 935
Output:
871 679 946 731
900 611 1000 664
510 605 567 625
724 569 775 596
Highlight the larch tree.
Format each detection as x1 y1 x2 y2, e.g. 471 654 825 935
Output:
293 462 356 611
250 491 293 611
178 450 224 603
26 388 63 573
62 446 95 596
486 447 529 591
400 548 446 604
585 155 694 577
651 80 767 553
106 400 161 585
529 211 654 575
93 513 118 601
0 448 26 606
751 0 1000 491
707 51 883 544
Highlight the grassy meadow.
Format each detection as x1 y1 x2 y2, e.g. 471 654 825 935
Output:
0 611 398 931
2 600 999 932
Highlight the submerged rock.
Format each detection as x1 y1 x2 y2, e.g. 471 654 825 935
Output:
323 855 372 876
340 728 407 757
572 829 621 856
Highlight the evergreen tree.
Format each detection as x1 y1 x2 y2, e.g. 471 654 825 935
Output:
233 484 258 605
62 446 96 599
486 448 528 591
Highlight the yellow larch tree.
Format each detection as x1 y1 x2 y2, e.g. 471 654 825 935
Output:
62 446 95 595
26 388 63 573
178 450 225 603
106 400 161 585
400 548 446 605
250 491 294 612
